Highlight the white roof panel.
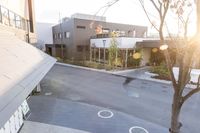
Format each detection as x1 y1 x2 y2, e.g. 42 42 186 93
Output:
0 30 56 127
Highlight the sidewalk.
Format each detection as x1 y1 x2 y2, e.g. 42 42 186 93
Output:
20 121 90 133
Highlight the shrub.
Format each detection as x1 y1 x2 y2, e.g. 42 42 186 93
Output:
150 64 171 80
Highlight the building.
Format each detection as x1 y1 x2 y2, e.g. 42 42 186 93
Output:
52 13 148 61
36 22 56 51
0 0 37 44
0 1 56 133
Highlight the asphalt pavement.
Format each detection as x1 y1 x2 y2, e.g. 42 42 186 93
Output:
27 64 200 133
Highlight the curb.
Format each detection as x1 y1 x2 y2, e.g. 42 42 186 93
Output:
55 62 172 85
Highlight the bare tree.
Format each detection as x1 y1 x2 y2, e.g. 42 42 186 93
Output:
139 0 200 133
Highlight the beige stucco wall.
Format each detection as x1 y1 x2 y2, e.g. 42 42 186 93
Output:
0 0 29 18
0 0 37 43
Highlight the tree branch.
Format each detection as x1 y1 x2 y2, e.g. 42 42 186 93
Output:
150 0 160 13
138 0 159 31
182 75 200 103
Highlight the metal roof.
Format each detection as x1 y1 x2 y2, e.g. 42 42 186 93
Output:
0 30 56 127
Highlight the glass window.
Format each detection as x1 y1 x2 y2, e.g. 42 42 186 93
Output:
53 34 57 39
77 25 86 29
58 33 62 39
9 11 15 27
1 7 9 25
15 15 22 29
21 18 27 30
64 32 70 38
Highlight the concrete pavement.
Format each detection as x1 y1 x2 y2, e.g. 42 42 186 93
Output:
20 121 90 133
27 64 200 133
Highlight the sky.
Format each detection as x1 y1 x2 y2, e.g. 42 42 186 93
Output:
34 0 196 36
34 0 148 25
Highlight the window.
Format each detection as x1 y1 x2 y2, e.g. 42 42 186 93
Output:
9 11 15 27
133 29 136 37
53 34 57 39
77 25 86 29
102 28 109 33
58 33 62 39
1 7 9 25
15 15 22 29
64 32 70 38
21 18 27 30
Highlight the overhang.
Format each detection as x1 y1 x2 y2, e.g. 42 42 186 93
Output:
0 31 56 127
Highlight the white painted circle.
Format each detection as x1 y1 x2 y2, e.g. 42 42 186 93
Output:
129 126 149 133
97 110 114 119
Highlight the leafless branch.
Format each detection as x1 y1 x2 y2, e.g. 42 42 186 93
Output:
138 0 159 31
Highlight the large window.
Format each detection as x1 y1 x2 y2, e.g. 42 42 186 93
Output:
64 32 70 38
0 5 29 31
9 11 15 27
1 7 9 25
15 15 22 29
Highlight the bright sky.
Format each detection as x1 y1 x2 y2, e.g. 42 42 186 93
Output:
34 0 196 36
35 0 148 25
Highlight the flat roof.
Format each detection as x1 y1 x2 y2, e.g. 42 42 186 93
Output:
0 30 56 127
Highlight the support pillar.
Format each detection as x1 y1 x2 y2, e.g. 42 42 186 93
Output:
99 48 101 63
125 49 128 68
90 46 92 62
36 83 41 92
115 50 118 66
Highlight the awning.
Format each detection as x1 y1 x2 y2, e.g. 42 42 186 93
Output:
0 30 56 127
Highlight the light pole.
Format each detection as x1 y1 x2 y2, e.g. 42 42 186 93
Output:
103 39 106 67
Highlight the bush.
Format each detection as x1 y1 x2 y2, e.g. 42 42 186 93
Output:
150 64 171 80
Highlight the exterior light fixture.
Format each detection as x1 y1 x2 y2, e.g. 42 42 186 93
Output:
160 44 168 51
152 48 158 53
133 52 141 59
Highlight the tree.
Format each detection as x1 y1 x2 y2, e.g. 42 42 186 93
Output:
139 0 200 133
108 32 119 69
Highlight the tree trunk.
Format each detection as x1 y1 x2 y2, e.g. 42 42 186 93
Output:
170 91 182 133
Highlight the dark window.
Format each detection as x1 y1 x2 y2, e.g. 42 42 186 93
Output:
58 33 62 39
53 34 57 39
77 25 86 29
77 45 84 52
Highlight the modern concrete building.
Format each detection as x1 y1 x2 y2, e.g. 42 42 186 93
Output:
52 13 148 61
0 1 56 133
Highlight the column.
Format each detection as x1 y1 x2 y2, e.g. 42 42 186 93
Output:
125 49 128 68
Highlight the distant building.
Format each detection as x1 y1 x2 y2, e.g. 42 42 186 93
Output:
0 1 56 133
36 22 56 51
52 13 148 61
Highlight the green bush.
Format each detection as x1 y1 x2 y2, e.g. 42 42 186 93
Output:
150 64 171 80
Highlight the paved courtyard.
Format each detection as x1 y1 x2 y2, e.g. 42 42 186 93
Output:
26 64 200 133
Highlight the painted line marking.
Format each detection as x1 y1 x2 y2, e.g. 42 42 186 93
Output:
129 126 149 133
97 110 114 119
